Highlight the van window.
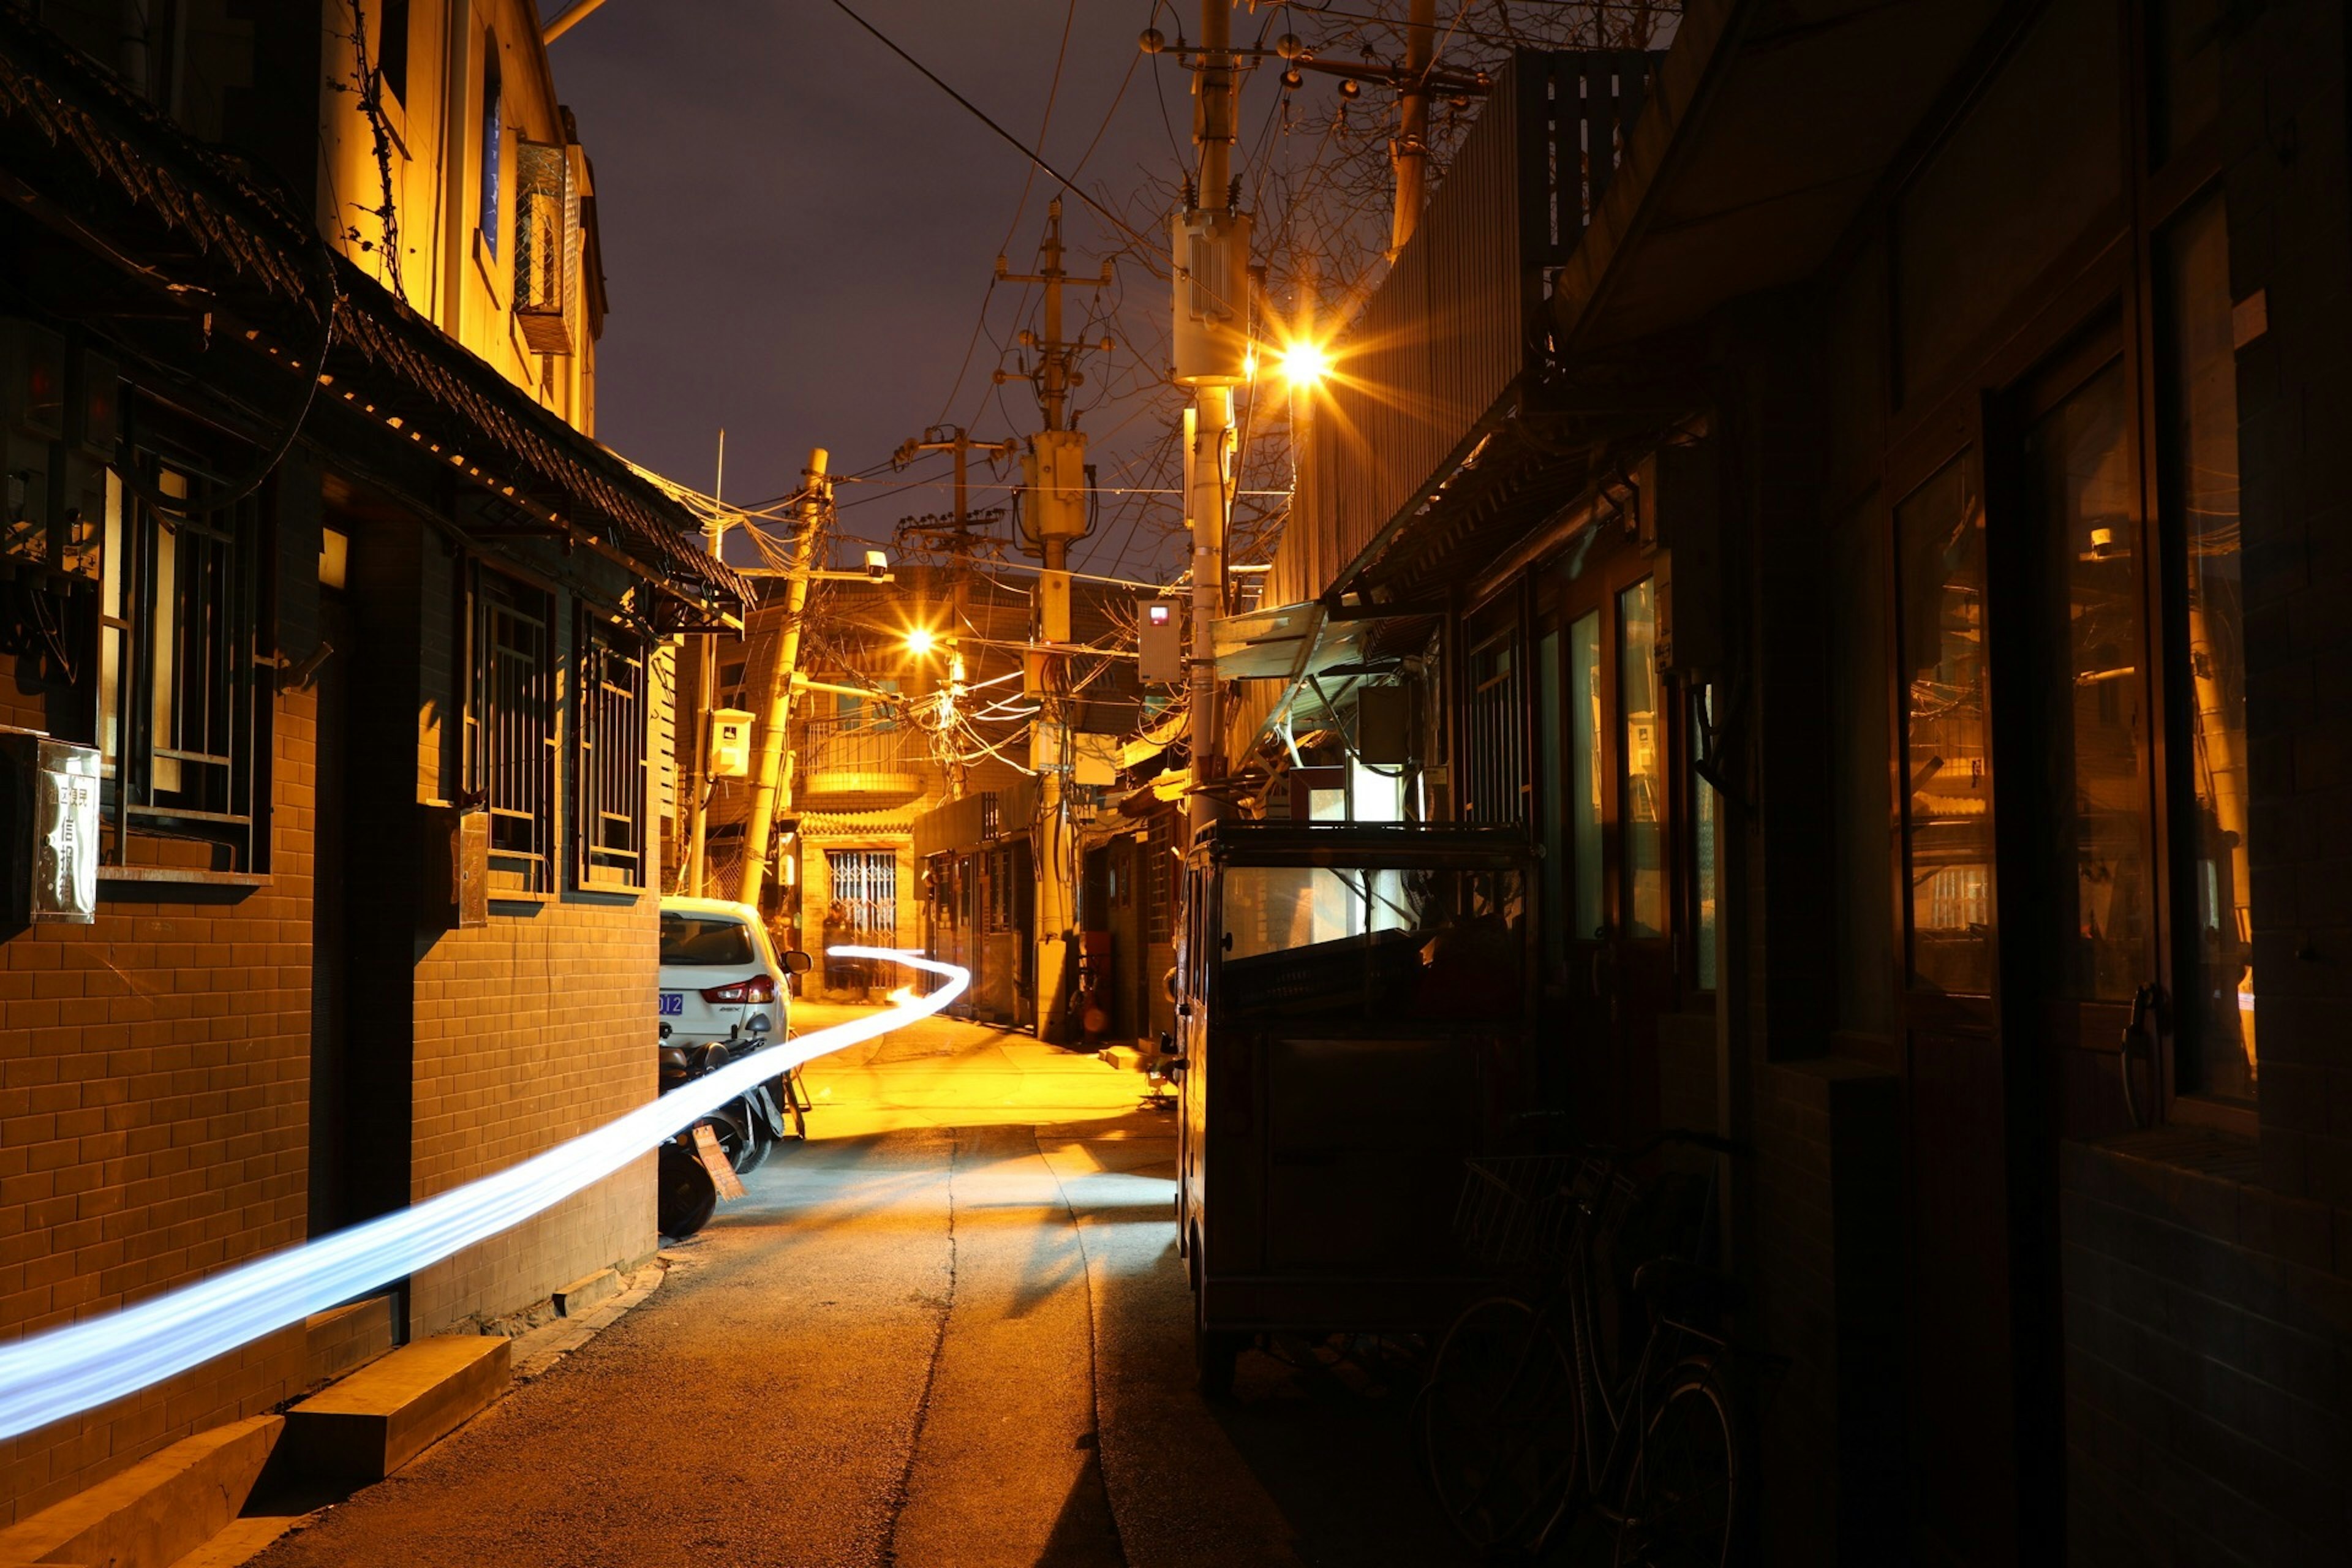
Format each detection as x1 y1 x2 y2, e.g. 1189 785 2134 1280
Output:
1219 864 1523 1025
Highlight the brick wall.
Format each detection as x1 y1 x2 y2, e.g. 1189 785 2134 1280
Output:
2061 1134 2351 1564
0 701 316 1525
405 897 658 1335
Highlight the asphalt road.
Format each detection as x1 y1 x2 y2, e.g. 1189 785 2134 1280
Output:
251 1005 1481 1568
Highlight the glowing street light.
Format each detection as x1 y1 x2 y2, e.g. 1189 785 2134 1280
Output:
1276 337 1332 390
903 626 937 656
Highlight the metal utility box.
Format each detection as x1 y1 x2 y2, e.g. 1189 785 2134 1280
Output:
1174 821 1538 1393
419 801 488 930
1138 600 1184 684
0 727 99 925
709 709 755 778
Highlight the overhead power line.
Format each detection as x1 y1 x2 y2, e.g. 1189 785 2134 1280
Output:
822 0 1157 252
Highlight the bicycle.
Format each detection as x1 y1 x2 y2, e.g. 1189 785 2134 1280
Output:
1414 1129 1754 1565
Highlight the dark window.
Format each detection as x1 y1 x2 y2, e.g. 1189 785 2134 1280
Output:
1145 810 1174 943
1466 626 1525 823
378 0 411 107
1618 578 1665 938
464 565 554 892
2149 0 2222 167
1897 456 1994 996
97 451 267 873
2158 191 2255 1104
478 44 502 256
577 613 647 890
660 913 753 966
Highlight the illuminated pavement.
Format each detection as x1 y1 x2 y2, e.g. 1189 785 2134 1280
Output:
249 1006 1480 1568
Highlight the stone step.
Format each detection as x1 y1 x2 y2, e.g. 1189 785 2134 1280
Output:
280 1336 510 1483
0 1415 281 1568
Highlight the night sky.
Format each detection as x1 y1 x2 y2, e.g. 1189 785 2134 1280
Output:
541 1 1237 582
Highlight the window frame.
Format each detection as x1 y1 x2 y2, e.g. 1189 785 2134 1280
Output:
462 562 556 896
96 423 271 880
574 607 648 893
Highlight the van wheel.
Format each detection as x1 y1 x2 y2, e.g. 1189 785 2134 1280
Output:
1193 1268 1242 1400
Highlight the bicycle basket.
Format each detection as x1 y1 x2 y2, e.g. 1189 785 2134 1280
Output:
1453 1153 1610 1272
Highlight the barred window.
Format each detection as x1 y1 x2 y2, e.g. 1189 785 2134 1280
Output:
464 565 555 894
1145 811 1175 943
576 612 647 891
97 458 268 874
1466 627 1526 824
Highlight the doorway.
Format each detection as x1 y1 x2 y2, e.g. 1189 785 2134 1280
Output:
1893 323 2163 1562
1529 526 1686 1145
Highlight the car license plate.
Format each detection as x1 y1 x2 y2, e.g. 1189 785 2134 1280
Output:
658 992 684 1017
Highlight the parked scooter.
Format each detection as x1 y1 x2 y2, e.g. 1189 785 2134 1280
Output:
654 1024 814 1238
655 1039 748 1239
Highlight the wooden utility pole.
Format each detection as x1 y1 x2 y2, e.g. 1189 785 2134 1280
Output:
737 449 829 917
998 203 1114 1042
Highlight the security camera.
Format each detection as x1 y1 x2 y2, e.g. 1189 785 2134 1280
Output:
864 549 889 579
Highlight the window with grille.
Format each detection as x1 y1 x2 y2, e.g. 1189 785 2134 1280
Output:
829 850 898 941
96 457 267 873
1145 812 1174 942
464 565 555 894
1466 627 1526 823
576 612 646 890
984 844 1018 933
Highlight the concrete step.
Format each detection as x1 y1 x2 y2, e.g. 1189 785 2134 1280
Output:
0 1415 281 1568
281 1336 511 1483
301 1294 395 1389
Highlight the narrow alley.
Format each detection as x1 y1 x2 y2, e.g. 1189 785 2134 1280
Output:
244 1008 1470 1568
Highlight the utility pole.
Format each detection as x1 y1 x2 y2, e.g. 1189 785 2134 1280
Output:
1390 0 1436 258
738 448 829 918
893 426 1018 634
998 200 1114 1044
1172 1 1249 856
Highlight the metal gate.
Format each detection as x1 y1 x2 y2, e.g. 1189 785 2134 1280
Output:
828 849 899 943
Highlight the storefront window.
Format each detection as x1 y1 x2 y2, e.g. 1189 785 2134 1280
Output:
1899 457 1994 995
2162 192 2255 1101
1569 612 1604 939
1694 685 1719 992
1620 581 1666 938
2026 360 2147 1001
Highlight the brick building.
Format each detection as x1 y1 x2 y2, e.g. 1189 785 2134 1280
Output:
0 2 741 1521
1232 2 2350 1561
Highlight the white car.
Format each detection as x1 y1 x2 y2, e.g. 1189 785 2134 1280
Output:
657 897 810 1051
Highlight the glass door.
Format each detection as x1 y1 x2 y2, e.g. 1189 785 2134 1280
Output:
1542 526 1679 1144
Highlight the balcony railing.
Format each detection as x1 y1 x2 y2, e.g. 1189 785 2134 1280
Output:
796 717 932 811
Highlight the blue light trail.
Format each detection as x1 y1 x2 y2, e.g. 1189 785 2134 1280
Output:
0 948 967 1441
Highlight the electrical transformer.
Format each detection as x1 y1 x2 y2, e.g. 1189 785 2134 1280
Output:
1170 209 1252 386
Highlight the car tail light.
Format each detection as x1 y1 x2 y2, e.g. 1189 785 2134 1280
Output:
701 975 778 1006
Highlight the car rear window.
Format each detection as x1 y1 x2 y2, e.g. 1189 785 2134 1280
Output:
661 914 755 966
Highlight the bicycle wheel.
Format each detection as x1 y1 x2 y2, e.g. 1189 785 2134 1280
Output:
1415 1296 1583 1556
1612 1357 1744 1568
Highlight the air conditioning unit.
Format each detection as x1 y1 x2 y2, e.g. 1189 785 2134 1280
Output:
513 141 579 356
